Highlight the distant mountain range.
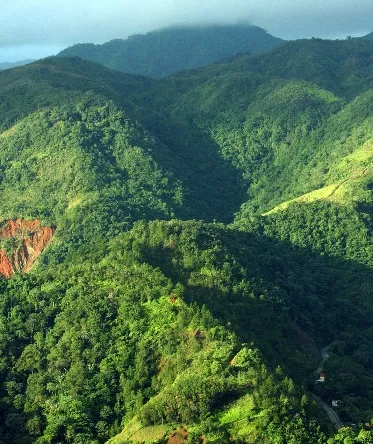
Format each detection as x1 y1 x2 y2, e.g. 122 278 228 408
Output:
0 59 34 70
2 26 373 77
58 24 283 77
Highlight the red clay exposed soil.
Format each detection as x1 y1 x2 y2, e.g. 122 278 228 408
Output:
169 295 178 304
0 219 54 278
167 428 188 444
0 250 14 279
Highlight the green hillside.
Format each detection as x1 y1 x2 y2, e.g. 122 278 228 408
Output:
0 57 245 229
146 38 373 214
58 24 283 78
3 218 373 443
1 36 373 443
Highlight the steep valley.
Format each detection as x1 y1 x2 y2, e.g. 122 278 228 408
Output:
0 36 373 444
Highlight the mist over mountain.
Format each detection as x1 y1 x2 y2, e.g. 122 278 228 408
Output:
58 24 283 77
0 59 35 71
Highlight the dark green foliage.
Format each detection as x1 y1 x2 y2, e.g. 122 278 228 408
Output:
0 220 334 443
58 25 283 78
1 35 373 443
0 57 246 225
243 202 373 267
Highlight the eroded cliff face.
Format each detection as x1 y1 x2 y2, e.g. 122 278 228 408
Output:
0 219 55 278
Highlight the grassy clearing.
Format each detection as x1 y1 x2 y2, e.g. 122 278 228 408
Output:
107 417 174 443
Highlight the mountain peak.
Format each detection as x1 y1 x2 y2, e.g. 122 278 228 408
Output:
58 24 283 77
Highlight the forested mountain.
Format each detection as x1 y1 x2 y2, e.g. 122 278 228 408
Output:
145 38 373 212
363 31 373 40
0 60 34 71
1 36 373 443
57 25 283 77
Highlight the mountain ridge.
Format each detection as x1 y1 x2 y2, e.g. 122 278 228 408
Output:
0 59 35 71
58 24 283 77
1 36 373 443
363 30 373 40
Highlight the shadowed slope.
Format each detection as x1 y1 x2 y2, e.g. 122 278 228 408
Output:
58 24 283 78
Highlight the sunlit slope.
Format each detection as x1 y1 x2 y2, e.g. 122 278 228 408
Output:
2 38 373 443
148 39 373 216
8 219 361 442
0 58 246 227
232 91 373 269
0 57 150 130
264 139 373 216
238 88 373 215
0 98 183 232
104 220 373 443
6 40 373 226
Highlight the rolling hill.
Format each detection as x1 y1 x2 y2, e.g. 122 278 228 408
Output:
145 38 373 212
1 35 373 443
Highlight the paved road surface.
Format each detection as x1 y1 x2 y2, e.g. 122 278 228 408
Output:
311 394 344 430
315 345 331 375
312 343 344 430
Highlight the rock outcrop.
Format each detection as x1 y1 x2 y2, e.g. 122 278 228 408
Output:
0 219 55 278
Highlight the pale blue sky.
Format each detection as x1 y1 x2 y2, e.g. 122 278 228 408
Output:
1 0 372 62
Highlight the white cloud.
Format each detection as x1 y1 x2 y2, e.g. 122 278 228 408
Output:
0 0 372 60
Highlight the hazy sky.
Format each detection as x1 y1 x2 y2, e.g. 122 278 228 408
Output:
1 0 373 62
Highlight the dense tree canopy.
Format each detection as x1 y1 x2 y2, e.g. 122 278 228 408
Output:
1 36 373 443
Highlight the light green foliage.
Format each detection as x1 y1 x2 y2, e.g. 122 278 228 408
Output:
1 37 373 444
0 96 186 263
1 219 345 443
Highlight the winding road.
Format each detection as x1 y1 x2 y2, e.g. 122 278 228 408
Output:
311 344 344 430
311 394 344 430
